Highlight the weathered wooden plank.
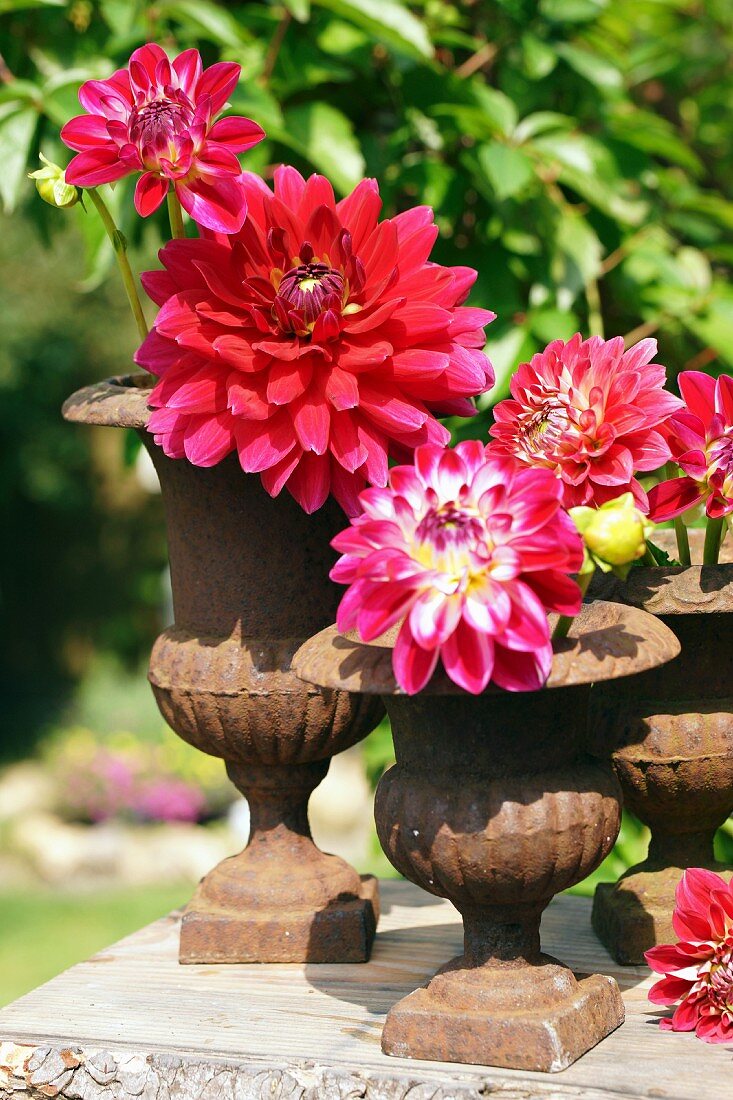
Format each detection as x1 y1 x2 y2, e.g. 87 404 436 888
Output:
0 883 725 1100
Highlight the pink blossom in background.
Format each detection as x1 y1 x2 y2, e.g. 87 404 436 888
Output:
489 334 682 510
647 371 733 523
135 780 206 824
646 868 733 1043
331 441 583 694
135 166 495 514
61 43 264 232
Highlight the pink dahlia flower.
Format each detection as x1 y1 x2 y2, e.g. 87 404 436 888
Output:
489 334 683 509
647 371 733 522
646 868 733 1044
331 441 583 694
135 166 495 514
61 43 265 232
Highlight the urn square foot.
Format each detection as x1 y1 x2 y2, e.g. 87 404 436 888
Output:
381 968 624 1073
179 875 379 964
593 868 733 965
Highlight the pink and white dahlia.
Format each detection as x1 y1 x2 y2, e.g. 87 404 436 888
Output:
489 334 682 509
331 441 583 694
61 43 265 232
647 371 733 523
135 166 495 514
646 869 733 1044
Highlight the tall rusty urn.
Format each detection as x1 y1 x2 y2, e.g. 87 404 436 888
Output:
590 555 733 965
63 377 383 963
295 601 680 1072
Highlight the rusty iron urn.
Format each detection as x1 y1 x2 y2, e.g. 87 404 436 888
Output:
63 376 384 964
294 601 680 1072
590 535 733 965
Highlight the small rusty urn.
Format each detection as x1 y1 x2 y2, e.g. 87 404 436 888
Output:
63 377 383 963
590 555 733 965
295 601 680 1072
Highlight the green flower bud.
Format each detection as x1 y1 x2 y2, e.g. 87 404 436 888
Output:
29 154 80 210
570 493 654 577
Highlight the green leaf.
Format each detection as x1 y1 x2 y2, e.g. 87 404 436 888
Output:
539 0 608 22
521 33 558 80
471 84 517 138
553 212 602 303
0 0 62 9
283 0 311 20
514 111 573 144
0 107 38 213
157 0 252 46
278 102 365 194
478 143 534 201
556 44 623 89
313 0 432 59
529 308 579 344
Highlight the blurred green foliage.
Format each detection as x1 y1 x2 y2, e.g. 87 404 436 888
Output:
1 0 732 756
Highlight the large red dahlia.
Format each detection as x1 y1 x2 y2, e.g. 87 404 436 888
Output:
489 334 682 509
135 166 495 514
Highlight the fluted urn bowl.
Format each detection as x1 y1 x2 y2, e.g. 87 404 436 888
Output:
63 376 384 964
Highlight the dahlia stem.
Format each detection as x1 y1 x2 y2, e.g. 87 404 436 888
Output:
665 462 691 567
87 188 148 344
552 569 594 642
167 190 186 239
703 516 725 566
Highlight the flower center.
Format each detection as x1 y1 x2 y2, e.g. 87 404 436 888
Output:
129 96 194 150
276 262 345 329
708 948 733 1011
413 502 492 579
708 429 733 502
517 399 570 458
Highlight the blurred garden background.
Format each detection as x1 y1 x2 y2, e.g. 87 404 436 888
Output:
1 0 733 1007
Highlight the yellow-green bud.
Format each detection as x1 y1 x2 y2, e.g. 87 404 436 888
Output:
29 154 80 210
570 493 654 575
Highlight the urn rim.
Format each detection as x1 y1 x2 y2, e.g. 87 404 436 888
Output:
62 374 153 429
293 599 681 696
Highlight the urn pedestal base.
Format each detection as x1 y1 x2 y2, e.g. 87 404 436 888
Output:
592 864 733 966
180 874 379 964
382 957 624 1073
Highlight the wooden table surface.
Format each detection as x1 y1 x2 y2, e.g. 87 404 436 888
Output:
0 881 726 1100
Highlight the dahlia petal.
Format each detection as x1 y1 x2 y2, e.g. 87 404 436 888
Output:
260 448 302 498
274 164 307 208
491 643 552 692
409 591 462 649
669 997 701 1033
392 619 440 695
647 975 696 1006
197 60 241 114
235 415 296 473
588 443 634 486
358 582 422 642
336 178 382 250
64 146 130 186
60 114 116 151
292 393 330 454
358 384 428 434
679 371 717 423
623 429 671 471
208 115 266 150
172 48 203 96
330 461 367 518
390 349 450 381
325 366 359 410
647 478 705 523
441 619 495 694
182 414 235 466
331 412 368 473
227 376 271 420
176 175 248 234
135 172 169 217
524 571 581 617
285 451 331 514
716 374 733 424
78 70 132 116
267 359 313 406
